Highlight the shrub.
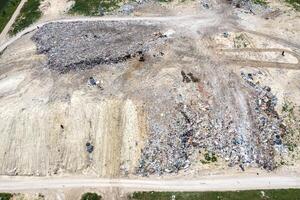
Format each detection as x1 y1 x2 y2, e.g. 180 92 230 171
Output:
81 192 102 200
0 193 13 200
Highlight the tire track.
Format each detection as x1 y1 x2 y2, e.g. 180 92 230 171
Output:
218 48 300 70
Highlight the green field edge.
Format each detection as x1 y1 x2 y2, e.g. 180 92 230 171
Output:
9 0 41 35
129 189 300 200
0 0 21 34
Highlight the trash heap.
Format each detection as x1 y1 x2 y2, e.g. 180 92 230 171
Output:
240 71 284 169
32 21 163 73
137 69 285 176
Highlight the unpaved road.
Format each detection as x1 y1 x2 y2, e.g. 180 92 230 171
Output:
219 48 300 70
0 0 28 42
0 175 300 191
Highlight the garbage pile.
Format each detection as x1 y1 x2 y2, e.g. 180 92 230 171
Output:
229 0 269 14
136 69 285 176
32 21 163 73
240 71 283 170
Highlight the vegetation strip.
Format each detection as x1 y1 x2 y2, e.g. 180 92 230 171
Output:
70 0 122 16
129 189 300 200
9 0 41 35
0 0 21 33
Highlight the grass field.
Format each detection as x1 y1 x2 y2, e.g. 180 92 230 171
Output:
129 189 300 200
0 0 21 33
9 0 41 35
69 0 122 16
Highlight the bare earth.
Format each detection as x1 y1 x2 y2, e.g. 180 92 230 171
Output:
0 0 300 199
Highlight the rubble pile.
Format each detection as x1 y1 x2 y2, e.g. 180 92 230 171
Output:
229 0 269 14
137 102 205 175
240 72 283 169
137 69 285 176
32 21 162 73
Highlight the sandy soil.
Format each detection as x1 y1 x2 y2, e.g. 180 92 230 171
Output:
39 0 73 21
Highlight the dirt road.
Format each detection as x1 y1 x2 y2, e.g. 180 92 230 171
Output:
0 175 300 192
219 48 300 70
0 0 28 42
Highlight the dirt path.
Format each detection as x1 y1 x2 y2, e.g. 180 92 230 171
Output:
0 175 300 191
219 48 300 70
0 0 28 43
240 29 300 50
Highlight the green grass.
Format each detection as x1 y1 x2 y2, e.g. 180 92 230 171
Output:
69 0 101 15
252 0 268 6
0 0 21 33
9 0 41 35
69 0 122 16
0 193 13 200
81 192 102 200
285 0 300 10
129 189 300 200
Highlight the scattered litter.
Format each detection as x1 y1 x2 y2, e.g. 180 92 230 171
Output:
86 142 94 153
239 164 245 171
181 71 191 83
163 29 175 38
274 135 282 145
88 76 99 86
139 55 145 62
201 0 210 9
223 32 229 38
181 71 199 83
119 4 134 14
187 72 199 82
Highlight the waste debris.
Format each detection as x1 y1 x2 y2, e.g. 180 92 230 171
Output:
181 71 199 83
88 77 98 86
223 32 229 38
32 21 166 73
136 68 287 176
86 142 94 153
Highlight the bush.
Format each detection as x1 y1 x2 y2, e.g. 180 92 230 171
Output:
0 193 13 200
81 192 102 200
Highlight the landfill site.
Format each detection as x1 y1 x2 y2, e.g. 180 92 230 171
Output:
0 0 300 199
